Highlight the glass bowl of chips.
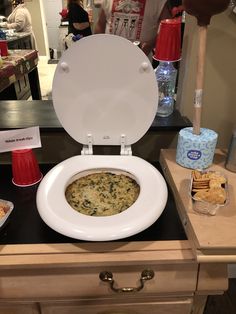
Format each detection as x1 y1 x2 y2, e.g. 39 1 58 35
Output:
190 170 228 216
0 199 14 228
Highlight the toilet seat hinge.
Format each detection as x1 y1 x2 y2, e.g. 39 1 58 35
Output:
81 134 93 155
120 134 132 156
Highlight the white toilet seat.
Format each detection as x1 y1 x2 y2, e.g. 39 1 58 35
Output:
37 155 168 241
36 34 168 241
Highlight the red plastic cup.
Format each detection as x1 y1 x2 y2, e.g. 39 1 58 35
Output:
153 18 181 62
0 40 8 57
11 149 43 187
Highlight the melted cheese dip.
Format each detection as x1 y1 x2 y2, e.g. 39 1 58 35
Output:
65 172 140 216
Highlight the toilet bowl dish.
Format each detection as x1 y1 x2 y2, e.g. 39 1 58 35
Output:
36 34 168 241
37 155 168 241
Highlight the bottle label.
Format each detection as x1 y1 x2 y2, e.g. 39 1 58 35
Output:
194 89 203 108
187 150 202 160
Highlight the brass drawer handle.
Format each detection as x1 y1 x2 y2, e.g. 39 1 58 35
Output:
99 269 154 293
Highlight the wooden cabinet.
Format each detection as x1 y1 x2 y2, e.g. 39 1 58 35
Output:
0 149 234 313
0 298 193 314
40 298 193 314
0 241 228 314
0 263 197 299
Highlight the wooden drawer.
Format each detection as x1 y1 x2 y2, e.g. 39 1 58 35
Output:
0 263 197 299
0 302 39 314
40 297 193 314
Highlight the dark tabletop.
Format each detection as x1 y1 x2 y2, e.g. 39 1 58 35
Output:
0 100 192 132
0 163 186 244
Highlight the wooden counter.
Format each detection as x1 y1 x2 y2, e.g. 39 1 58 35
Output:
0 150 234 313
160 149 236 263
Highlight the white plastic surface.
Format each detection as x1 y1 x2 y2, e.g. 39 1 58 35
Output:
52 34 158 146
37 35 167 241
36 155 168 241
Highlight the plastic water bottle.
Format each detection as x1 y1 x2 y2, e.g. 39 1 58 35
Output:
155 61 177 117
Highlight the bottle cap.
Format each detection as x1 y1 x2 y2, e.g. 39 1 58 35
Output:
153 18 181 62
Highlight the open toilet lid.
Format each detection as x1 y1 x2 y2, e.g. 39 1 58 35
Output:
52 34 158 146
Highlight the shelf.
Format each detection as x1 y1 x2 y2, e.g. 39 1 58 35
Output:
0 100 192 133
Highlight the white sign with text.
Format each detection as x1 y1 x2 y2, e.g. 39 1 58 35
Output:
0 126 41 153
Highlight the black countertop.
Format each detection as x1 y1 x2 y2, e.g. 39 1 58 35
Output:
0 100 192 132
0 163 186 245
0 100 188 244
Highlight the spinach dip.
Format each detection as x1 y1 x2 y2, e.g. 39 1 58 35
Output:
65 172 140 216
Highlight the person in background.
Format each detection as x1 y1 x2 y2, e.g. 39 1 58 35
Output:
0 0 12 17
67 0 92 37
167 0 183 17
94 0 172 57
0 0 36 49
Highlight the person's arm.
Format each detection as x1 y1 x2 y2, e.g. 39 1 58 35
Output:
159 1 173 21
94 8 106 33
7 11 25 31
140 2 172 56
72 21 90 30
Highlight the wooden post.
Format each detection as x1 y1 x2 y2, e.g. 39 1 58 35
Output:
193 26 207 135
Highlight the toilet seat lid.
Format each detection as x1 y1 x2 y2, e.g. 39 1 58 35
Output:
52 34 157 146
